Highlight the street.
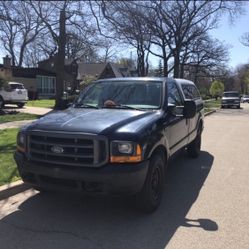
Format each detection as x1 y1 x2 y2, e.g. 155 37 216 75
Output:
0 104 249 249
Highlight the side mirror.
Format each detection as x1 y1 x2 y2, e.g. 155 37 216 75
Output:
184 100 196 118
167 103 184 117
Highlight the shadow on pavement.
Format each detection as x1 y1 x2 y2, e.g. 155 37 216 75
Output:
0 151 216 249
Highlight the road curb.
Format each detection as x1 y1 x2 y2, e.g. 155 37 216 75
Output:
0 180 31 200
204 109 217 116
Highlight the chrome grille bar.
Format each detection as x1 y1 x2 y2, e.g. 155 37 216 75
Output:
27 130 108 167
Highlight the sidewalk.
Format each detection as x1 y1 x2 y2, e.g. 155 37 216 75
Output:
0 105 53 130
3 104 52 116
0 119 36 129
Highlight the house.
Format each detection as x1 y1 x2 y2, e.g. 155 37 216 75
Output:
0 54 138 99
38 55 78 92
77 62 138 83
0 56 56 99
38 57 137 91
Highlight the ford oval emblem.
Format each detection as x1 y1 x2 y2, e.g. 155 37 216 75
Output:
51 146 64 154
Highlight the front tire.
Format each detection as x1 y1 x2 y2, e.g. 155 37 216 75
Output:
187 127 202 158
136 154 164 213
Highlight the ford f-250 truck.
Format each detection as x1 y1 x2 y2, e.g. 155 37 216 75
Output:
15 77 204 212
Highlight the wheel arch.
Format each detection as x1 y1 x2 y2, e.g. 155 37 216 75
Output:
148 144 168 168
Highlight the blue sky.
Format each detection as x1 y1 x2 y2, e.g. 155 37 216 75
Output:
209 2 249 69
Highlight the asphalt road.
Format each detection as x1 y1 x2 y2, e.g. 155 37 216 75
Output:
0 104 249 249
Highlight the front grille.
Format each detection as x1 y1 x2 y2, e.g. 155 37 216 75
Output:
27 131 108 167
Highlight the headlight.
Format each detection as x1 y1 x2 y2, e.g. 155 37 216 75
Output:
118 142 133 154
17 132 26 152
110 141 142 163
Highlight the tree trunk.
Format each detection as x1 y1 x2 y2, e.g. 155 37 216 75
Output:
137 47 145 76
54 10 66 109
162 43 168 77
173 50 180 78
180 63 184 78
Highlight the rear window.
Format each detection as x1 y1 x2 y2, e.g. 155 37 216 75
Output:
9 84 24 90
181 84 200 100
223 92 239 97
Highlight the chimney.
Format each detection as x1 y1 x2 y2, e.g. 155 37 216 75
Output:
3 55 11 68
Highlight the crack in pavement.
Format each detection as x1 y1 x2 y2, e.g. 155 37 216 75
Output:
1 220 104 249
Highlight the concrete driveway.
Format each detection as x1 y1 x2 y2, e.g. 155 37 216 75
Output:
0 105 249 249
3 104 52 116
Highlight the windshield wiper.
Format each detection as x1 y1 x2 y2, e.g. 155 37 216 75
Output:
102 104 140 110
74 104 99 109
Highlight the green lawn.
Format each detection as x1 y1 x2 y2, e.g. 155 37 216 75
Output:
27 99 55 108
0 112 40 124
204 99 221 112
0 129 20 186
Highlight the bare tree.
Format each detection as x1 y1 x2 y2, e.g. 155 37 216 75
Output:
29 1 98 109
91 1 152 76
97 38 119 63
0 1 44 67
180 33 229 82
241 32 249 48
149 0 243 78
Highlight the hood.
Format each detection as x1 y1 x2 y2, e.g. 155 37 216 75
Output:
26 107 162 135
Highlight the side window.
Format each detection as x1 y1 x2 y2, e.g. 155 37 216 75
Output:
168 81 183 106
182 84 200 100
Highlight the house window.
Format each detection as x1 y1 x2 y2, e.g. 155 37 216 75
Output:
37 75 56 96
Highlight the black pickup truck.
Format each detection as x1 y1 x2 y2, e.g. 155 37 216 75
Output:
15 77 204 212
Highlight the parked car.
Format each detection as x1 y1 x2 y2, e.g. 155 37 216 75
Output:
241 95 249 103
0 82 28 109
221 91 240 109
15 77 204 212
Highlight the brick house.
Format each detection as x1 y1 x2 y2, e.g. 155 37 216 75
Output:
1 55 137 98
0 56 56 99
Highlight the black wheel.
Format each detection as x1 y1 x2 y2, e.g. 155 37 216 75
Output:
237 105 240 109
136 154 164 213
0 96 4 110
187 127 202 158
17 103 25 108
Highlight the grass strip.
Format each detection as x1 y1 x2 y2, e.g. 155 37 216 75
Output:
0 112 39 124
26 99 55 108
0 128 20 186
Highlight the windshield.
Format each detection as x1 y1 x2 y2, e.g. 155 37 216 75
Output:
9 83 24 90
75 80 163 109
223 92 239 97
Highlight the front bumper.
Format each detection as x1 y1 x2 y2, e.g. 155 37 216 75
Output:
5 100 27 104
14 152 149 195
222 102 240 107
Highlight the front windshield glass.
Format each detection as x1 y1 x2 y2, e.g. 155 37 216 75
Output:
223 92 239 97
75 80 163 109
